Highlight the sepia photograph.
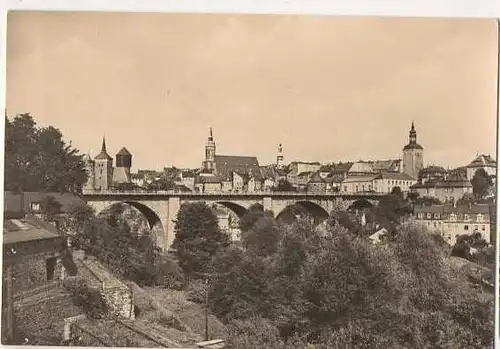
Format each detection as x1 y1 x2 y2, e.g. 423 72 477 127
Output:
2 8 499 348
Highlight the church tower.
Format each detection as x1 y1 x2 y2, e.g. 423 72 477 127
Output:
277 143 284 168
94 136 114 190
402 122 424 179
202 127 216 172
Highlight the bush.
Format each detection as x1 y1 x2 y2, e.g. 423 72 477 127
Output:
155 259 185 290
63 277 108 319
185 279 208 304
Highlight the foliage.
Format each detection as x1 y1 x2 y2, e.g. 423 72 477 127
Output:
471 168 493 199
145 177 175 191
274 179 296 192
240 204 280 256
172 202 230 277
208 218 494 348
39 195 63 221
63 277 109 319
4 113 87 193
452 233 493 268
457 192 475 206
185 279 209 304
64 203 171 287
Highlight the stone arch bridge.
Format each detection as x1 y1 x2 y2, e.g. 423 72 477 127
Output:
83 191 384 251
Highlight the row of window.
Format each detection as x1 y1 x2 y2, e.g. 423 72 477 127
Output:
424 220 487 231
417 212 486 222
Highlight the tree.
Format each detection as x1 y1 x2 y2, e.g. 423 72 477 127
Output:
172 202 230 276
239 204 280 257
274 179 295 192
4 113 87 193
471 168 493 199
39 195 62 221
208 218 494 348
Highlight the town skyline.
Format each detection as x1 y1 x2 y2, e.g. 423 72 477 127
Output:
6 12 498 170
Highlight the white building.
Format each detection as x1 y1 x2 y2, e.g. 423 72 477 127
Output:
413 204 492 245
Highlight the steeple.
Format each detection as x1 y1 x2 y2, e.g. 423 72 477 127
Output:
94 135 113 161
101 135 107 153
409 122 417 144
277 143 284 168
203 127 216 171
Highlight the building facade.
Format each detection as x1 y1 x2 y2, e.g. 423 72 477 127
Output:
84 137 133 191
466 154 497 181
410 174 473 203
413 204 491 245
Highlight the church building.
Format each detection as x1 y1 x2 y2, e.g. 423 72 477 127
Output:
83 137 133 191
196 128 264 193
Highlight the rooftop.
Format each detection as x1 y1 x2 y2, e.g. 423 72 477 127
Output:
3 215 60 245
4 191 85 215
215 155 262 181
467 154 496 168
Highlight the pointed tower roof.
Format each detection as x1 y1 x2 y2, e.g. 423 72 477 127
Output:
94 136 113 160
116 147 131 156
403 122 423 150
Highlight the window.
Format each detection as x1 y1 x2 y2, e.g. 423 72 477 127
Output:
417 212 423 218
355 185 359 192
344 186 348 192
434 213 440 219
449 213 457 221
30 202 41 212
362 185 365 191
426 213 432 219
477 214 483 222
464 225 469 230
46 258 57 281
464 214 469 221
482 225 486 231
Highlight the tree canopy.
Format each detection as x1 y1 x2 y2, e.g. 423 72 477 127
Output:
209 217 494 348
4 113 87 193
471 169 493 199
172 202 230 277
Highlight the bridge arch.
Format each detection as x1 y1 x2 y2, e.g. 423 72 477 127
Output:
276 200 330 225
347 198 376 212
215 201 249 219
98 201 165 234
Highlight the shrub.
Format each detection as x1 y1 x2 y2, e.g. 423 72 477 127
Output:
155 259 185 290
185 279 208 304
63 277 108 319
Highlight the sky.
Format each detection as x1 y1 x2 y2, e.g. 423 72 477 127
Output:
5 11 499 171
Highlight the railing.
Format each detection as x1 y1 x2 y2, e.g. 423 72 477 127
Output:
82 189 385 197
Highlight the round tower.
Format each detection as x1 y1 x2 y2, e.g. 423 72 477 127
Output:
402 122 424 180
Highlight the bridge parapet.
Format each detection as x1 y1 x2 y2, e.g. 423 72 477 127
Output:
82 189 385 198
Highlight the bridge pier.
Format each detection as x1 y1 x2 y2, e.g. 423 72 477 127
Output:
263 197 272 212
164 197 181 251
